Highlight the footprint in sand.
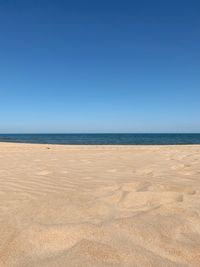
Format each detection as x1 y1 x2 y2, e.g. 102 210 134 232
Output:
100 186 183 210
121 181 152 192
99 182 152 208
122 191 183 208
148 184 196 195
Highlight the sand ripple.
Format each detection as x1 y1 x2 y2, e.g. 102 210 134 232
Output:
0 143 200 266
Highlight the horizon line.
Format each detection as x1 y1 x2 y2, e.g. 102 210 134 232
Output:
1 133 200 135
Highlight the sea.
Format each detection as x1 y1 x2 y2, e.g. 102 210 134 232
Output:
0 134 200 145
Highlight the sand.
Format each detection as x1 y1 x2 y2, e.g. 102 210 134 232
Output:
0 143 200 266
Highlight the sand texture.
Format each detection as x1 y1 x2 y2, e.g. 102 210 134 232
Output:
0 143 200 266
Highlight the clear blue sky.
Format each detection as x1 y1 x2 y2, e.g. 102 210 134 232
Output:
0 0 200 133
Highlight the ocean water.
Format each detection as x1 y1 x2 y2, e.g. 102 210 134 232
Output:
0 134 200 145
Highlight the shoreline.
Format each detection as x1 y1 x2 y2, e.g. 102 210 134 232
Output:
1 141 200 147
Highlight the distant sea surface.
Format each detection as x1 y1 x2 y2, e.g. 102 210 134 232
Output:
0 134 200 145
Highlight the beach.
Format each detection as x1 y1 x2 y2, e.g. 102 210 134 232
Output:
0 142 200 267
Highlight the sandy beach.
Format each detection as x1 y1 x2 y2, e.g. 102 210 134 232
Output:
0 143 200 266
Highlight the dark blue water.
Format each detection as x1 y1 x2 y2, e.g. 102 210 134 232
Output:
0 134 200 145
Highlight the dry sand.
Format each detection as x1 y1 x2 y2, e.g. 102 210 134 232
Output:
0 143 200 266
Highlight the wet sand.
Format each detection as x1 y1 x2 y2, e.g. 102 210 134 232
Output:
0 143 200 266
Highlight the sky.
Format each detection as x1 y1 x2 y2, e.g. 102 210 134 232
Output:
0 0 200 133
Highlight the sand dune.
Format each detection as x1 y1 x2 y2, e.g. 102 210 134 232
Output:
0 143 200 266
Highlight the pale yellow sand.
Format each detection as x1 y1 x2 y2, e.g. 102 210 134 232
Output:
0 143 200 267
